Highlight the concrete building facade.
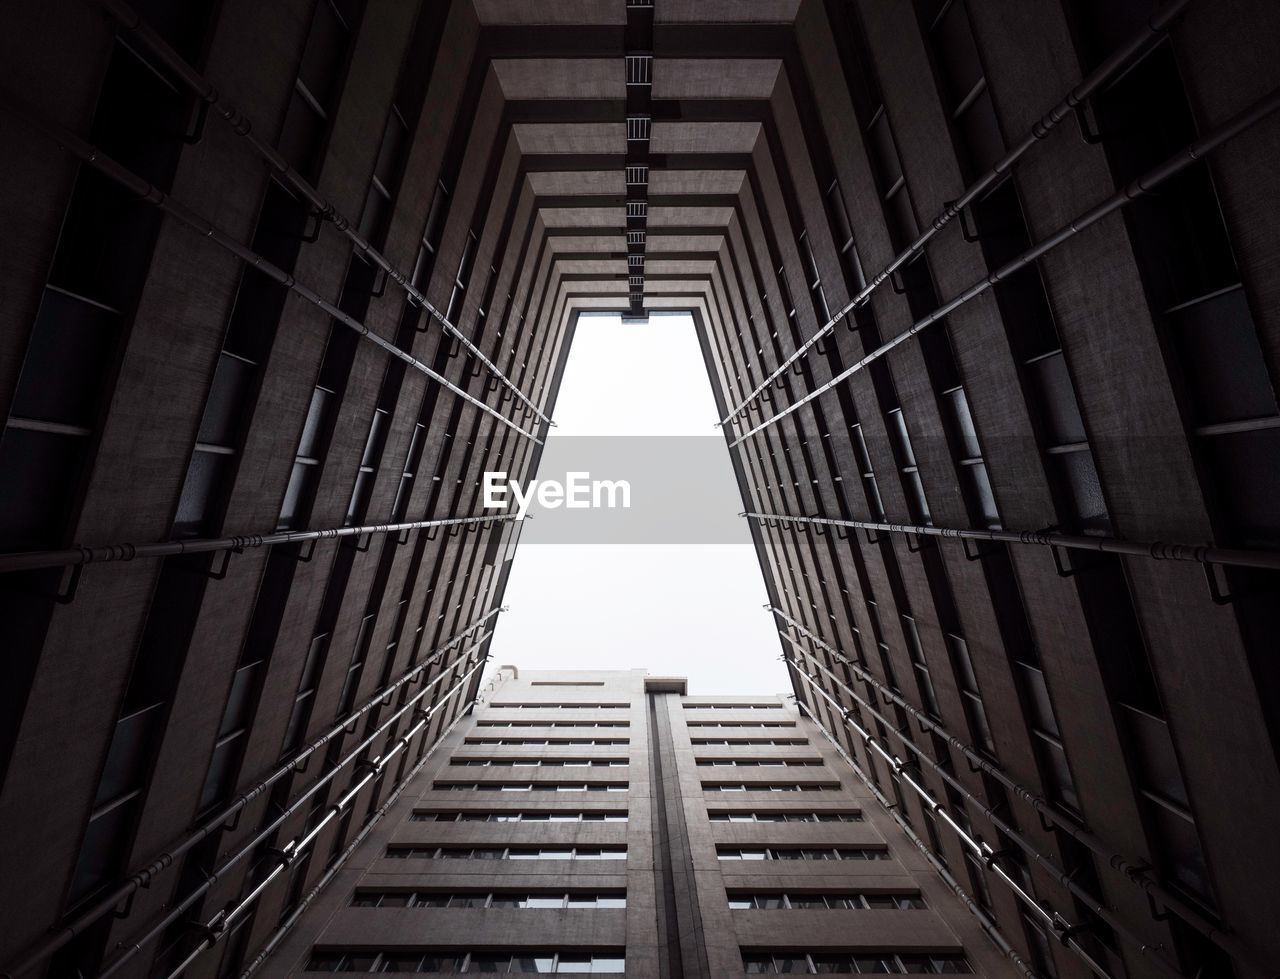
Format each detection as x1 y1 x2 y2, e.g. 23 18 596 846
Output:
268 668 1006 978
1 1 1279 979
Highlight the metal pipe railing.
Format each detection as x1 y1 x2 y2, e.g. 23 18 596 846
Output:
729 85 1280 446
772 606 1271 978
235 699 476 978
96 653 490 978
0 611 502 979
94 0 552 428
794 700 1039 979
145 660 487 979
716 0 1193 426
0 96 544 444
742 511 1280 574
789 655 1139 979
0 514 515 575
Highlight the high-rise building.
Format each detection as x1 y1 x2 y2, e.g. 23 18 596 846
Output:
266 669 1005 978
1 1 1279 979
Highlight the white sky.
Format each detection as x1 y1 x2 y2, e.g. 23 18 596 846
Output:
484 313 788 696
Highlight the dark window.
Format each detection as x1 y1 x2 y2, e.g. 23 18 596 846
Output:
279 0 364 178
1168 287 1276 428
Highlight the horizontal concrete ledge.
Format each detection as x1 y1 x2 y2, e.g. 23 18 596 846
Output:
644 676 688 694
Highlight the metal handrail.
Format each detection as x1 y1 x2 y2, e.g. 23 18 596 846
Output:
790 656 1138 979
729 86 1280 445
716 0 1193 425
0 97 544 443
95 0 553 427
128 659 490 979
0 612 503 979
772 606 1271 978
0 514 516 575
742 511 1280 573
237 698 484 977
795 700 1037 979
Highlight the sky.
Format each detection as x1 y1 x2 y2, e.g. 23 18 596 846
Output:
483 312 789 696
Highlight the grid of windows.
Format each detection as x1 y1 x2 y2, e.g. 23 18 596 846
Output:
450 758 627 768
411 811 627 823
4 0 1271 973
307 949 626 973
386 846 627 861
717 847 891 862
475 721 629 729
465 738 630 746
696 758 823 768
685 721 797 729
682 703 783 710
487 703 629 710
742 951 970 975
433 783 628 793
728 892 925 910
352 890 626 909
707 811 861 823
703 783 837 793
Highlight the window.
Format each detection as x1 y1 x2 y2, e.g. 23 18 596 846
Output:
702 783 837 793
742 951 970 974
941 386 1000 529
445 230 478 324
465 738 629 746
707 811 861 823
358 103 408 247
1021 912 1060 979
946 635 996 756
352 890 625 910
728 892 925 910
1014 661 1081 812
1120 704 1212 899
969 174 1114 537
65 704 162 903
1029 727 1080 813
625 54 652 86
849 423 887 522
682 703 783 710
412 811 627 823
196 661 262 812
344 408 388 525
306 948 626 973
886 409 930 524
685 721 796 729
717 847 890 862
278 384 333 529
451 758 627 769
825 179 866 291
387 846 627 862
278 0 364 179
173 351 255 537
488 703 629 710
434 782 628 793
476 721 630 729
0 33 213 550
695 758 823 768
916 0 1004 176
864 107 918 251
282 632 327 754
901 616 941 718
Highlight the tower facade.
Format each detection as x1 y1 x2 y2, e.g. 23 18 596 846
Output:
1 2 1279 978
266 668 1007 978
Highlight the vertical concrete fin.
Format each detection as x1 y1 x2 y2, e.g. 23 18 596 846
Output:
647 690 711 979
